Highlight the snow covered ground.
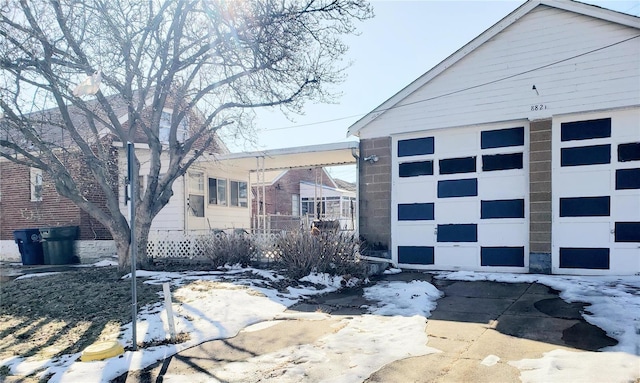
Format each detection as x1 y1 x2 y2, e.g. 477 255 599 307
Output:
1 265 639 383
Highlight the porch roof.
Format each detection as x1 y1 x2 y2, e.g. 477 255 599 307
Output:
210 141 359 173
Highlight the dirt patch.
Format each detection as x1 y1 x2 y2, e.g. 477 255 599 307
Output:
0 267 161 362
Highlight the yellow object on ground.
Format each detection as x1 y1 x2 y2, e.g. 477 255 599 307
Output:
80 341 125 362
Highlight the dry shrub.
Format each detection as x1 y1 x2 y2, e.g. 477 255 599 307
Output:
201 233 256 268
274 230 365 280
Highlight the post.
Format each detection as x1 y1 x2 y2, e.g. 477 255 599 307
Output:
163 283 177 341
127 142 138 351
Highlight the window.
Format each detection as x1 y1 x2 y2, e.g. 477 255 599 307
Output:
159 111 189 144
291 194 300 216
208 177 227 205
230 181 248 207
188 172 204 217
399 161 433 177
30 167 43 202
398 137 434 157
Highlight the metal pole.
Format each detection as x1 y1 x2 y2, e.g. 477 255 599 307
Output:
127 142 138 351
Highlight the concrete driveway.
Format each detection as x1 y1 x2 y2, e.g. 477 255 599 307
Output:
115 272 617 383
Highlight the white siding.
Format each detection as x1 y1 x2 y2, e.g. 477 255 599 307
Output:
197 166 251 231
359 6 640 139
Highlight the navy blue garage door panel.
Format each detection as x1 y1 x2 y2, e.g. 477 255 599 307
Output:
615 222 640 242
437 179 477 198
560 248 610 269
481 247 525 267
481 127 524 149
615 169 640 190
481 199 525 219
398 203 434 221
561 145 611 166
437 224 477 242
398 246 435 265
561 118 611 142
398 137 434 157
399 161 433 177
559 196 610 217
618 142 640 162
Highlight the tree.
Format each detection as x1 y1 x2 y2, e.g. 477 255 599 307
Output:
0 0 372 271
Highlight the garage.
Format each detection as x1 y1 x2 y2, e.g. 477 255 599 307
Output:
392 121 529 272
552 109 640 275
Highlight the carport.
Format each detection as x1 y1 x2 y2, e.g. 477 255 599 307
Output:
210 141 360 234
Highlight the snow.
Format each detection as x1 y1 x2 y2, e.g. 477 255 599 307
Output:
509 349 640 383
2 267 639 383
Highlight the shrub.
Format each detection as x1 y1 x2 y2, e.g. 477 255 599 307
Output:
274 230 365 280
201 233 256 268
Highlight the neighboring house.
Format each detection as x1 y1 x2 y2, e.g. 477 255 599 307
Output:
251 168 356 232
349 0 640 275
0 99 250 262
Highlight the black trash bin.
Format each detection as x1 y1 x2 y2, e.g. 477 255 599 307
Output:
13 229 44 265
40 226 80 265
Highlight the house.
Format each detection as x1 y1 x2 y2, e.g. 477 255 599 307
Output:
250 168 356 232
349 0 640 275
0 98 250 262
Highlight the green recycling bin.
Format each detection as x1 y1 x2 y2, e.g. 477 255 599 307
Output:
40 226 80 265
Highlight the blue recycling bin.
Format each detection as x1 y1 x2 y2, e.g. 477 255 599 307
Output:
13 229 44 265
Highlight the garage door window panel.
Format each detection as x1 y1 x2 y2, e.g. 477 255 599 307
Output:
618 142 640 162
615 169 640 190
482 153 523 171
439 156 476 175
559 196 610 217
561 145 610 167
481 199 525 219
398 137 434 157
437 224 477 242
437 178 477 198
398 246 434 265
561 118 611 142
481 247 524 267
560 248 610 269
481 127 524 149
398 203 434 221
399 161 433 177
614 222 640 242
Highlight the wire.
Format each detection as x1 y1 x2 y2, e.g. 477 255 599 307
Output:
262 34 640 132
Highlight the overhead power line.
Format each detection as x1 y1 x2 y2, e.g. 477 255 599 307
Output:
263 34 640 132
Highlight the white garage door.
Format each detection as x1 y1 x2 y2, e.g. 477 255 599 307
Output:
552 109 640 275
392 121 529 272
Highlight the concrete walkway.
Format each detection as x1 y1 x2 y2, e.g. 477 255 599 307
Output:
115 272 616 383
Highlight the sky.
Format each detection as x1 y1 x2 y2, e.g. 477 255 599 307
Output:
2 263 640 382
223 0 640 182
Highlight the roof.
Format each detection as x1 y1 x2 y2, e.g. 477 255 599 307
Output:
334 178 356 192
212 141 359 173
346 0 640 137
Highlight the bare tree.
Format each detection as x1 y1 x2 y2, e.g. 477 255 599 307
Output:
0 0 372 271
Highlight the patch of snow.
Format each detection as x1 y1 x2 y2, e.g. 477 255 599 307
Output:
481 354 500 366
383 267 402 274
363 280 443 317
509 349 640 383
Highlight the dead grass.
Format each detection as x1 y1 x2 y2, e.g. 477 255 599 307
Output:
0 267 161 362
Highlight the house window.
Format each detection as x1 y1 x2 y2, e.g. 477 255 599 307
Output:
30 167 43 202
159 111 189 144
291 194 300 216
230 181 248 207
208 177 227 205
188 172 204 217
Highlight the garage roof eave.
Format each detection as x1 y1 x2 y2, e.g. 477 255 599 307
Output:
211 141 359 172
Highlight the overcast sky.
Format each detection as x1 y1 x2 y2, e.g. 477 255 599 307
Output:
223 0 639 181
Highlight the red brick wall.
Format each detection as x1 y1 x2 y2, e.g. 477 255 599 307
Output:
0 161 82 239
252 168 337 216
0 151 116 241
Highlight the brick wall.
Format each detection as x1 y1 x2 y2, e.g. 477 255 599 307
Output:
252 168 336 216
529 119 552 273
358 137 391 251
0 152 116 241
0 161 82 239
